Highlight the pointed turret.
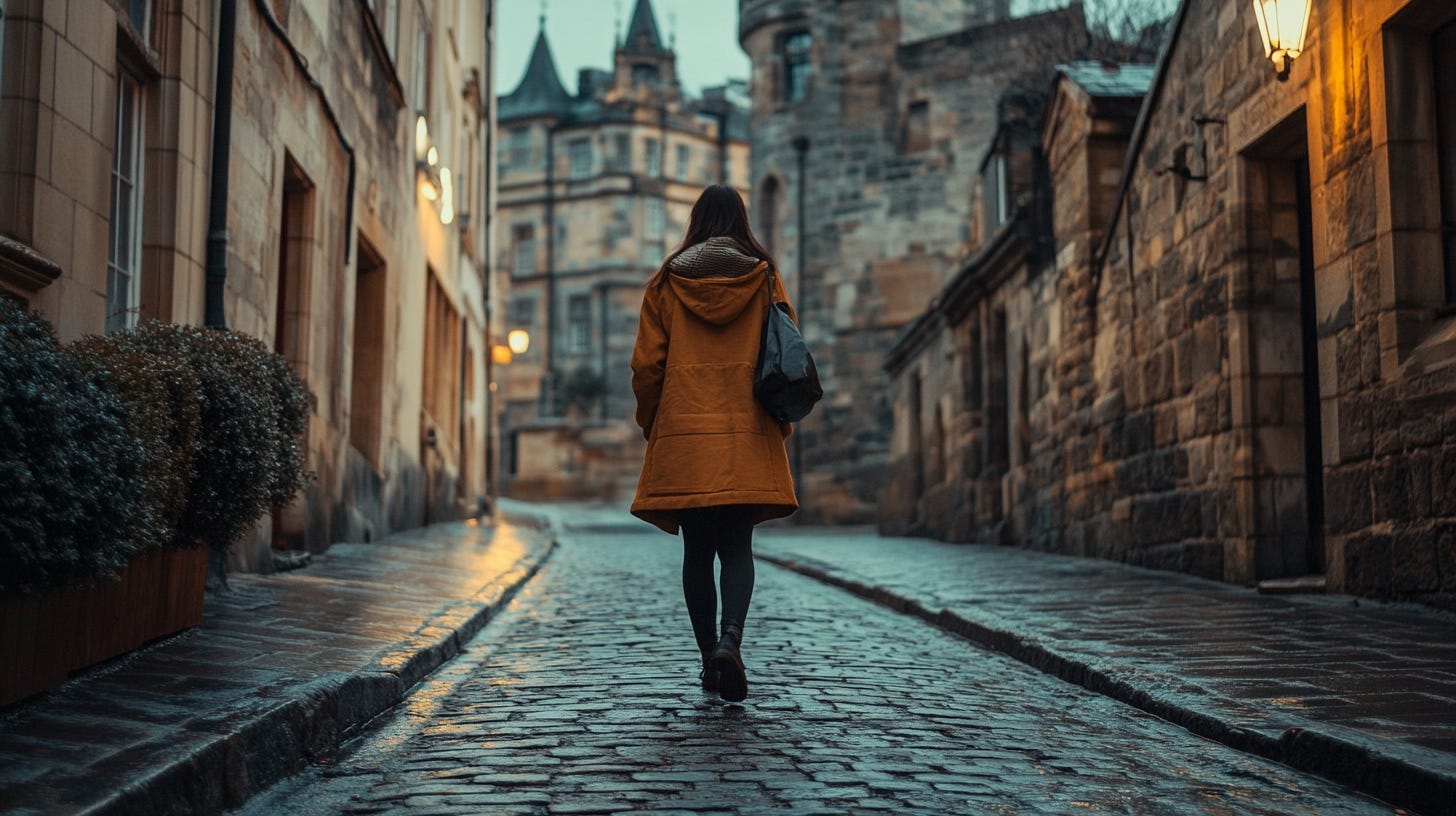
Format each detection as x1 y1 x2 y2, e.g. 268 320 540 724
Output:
623 0 665 54
500 23 574 120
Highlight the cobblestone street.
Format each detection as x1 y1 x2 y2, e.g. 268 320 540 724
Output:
236 525 1394 815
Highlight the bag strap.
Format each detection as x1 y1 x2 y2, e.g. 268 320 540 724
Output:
763 262 779 305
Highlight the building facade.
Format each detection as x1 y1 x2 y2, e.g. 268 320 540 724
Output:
884 0 1456 607
496 0 750 501
739 0 1090 523
0 0 498 571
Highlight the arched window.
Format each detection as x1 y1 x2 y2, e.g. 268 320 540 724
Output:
758 176 782 253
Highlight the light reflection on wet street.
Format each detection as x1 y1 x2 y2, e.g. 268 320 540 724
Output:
235 529 1397 815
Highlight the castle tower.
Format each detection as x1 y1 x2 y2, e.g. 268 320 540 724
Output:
612 0 680 103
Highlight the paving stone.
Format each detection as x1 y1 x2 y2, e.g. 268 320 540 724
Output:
239 529 1394 815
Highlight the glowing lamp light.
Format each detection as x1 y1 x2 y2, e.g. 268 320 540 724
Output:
418 177 438 201
439 167 455 225
491 344 513 365
414 115 430 162
507 329 531 355
427 146 439 167
1252 0 1311 82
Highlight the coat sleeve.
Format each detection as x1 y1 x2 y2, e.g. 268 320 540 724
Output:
631 286 669 440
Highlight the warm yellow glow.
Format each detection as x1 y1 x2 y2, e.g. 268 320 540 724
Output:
440 167 455 225
508 329 531 355
427 146 439 167
415 115 430 161
491 344 513 365
1253 0 1311 78
419 177 438 201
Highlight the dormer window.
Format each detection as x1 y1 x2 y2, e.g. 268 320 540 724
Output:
981 152 1010 242
782 31 811 103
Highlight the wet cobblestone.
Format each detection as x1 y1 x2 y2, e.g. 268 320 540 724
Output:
238 530 1395 815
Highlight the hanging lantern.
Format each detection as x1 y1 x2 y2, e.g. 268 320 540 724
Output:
1252 0 1312 81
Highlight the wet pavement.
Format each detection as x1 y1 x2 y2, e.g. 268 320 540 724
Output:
752 526 1456 815
0 519 554 816
236 525 1397 815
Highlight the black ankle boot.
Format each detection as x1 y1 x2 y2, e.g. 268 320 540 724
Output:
699 657 720 694
711 625 747 702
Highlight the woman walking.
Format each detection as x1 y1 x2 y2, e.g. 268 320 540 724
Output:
630 185 798 703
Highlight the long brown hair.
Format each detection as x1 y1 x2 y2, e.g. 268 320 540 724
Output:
649 185 777 286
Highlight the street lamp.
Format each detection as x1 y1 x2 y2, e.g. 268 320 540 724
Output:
1252 0 1311 82
508 329 531 355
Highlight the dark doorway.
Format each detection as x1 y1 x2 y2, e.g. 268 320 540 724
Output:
1242 112 1324 578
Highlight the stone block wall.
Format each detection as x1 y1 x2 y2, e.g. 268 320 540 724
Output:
742 0 1088 523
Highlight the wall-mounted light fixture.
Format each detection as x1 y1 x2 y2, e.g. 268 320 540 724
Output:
508 329 531 355
412 112 455 225
1252 0 1311 82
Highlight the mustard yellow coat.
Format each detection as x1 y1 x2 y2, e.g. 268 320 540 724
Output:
630 254 799 534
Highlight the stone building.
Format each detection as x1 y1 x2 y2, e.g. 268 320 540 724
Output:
0 0 498 571
884 0 1456 607
496 0 750 500
739 0 1091 523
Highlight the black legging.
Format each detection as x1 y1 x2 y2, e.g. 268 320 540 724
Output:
678 506 756 658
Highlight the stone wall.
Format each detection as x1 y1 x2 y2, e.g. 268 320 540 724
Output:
741 0 1088 523
882 0 1456 608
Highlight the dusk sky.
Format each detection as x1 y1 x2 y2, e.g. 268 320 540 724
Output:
496 0 751 99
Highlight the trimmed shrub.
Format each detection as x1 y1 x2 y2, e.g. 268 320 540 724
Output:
162 325 313 553
0 299 149 594
71 323 203 551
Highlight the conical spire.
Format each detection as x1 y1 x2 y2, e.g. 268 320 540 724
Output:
623 0 665 54
500 23 574 119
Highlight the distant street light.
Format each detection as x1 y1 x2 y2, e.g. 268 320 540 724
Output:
1252 0 1311 81
508 329 531 355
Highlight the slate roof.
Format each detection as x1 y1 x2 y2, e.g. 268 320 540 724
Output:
623 0 665 54
500 27 574 120
1057 61 1156 99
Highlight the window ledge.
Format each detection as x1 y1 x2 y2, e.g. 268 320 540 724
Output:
0 235 62 296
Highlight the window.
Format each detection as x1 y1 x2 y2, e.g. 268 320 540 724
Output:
903 101 930 153
509 294 536 330
569 138 593 179
508 127 530 168
568 294 591 354
351 236 387 464
644 198 665 240
512 224 536 276
645 138 661 177
106 72 143 334
676 144 691 181
384 0 399 56
1436 20 1456 303
412 3 430 114
632 64 660 88
422 272 462 452
982 153 1010 241
128 0 150 41
611 133 631 172
782 31 811 102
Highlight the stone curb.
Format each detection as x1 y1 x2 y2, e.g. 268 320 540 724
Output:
72 534 558 816
758 552 1456 816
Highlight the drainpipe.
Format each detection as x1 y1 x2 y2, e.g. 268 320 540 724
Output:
791 135 809 488
543 124 558 416
204 0 238 329
482 0 497 508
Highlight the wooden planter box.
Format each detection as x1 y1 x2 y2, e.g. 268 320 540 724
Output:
0 546 208 708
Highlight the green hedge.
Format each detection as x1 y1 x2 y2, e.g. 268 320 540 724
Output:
0 302 313 595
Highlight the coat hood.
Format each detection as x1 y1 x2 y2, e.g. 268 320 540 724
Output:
666 237 768 325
